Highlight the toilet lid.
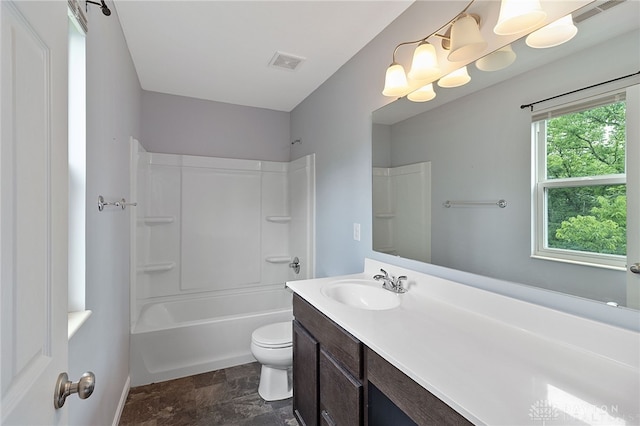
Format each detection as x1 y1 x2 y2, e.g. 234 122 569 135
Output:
252 321 292 348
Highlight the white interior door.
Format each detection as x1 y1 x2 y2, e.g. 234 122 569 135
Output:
1 1 69 424
626 85 640 309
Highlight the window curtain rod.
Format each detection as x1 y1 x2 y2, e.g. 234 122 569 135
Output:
520 70 640 111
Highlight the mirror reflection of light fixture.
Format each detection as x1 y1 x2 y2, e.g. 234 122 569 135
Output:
382 63 409 97
493 0 547 35
407 42 440 82
525 14 578 48
447 14 487 62
407 83 437 102
475 44 517 71
438 66 471 88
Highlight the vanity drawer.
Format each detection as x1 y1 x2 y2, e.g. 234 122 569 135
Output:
293 294 362 378
319 349 363 426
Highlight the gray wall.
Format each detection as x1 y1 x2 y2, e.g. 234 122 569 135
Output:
68 1 141 424
290 2 639 328
141 91 291 161
372 123 391 168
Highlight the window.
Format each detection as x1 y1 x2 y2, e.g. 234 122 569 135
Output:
68 8 87 314
532 91 627 269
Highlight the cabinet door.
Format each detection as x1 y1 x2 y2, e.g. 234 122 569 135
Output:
293 321 319 426
319 349 363 426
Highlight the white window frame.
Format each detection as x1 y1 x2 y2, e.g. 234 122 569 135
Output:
68 6 91 337
531 90 628 271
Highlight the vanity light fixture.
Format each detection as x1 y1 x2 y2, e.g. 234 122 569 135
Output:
382 0 481 98
438 66 471 88
525 14 578 48
382 0 580 102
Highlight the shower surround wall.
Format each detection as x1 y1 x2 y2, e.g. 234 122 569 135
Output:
130 142 314 385
372 162 431 263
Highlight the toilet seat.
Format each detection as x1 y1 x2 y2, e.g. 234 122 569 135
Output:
252 321 292 349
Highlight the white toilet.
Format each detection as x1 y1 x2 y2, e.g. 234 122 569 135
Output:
250 321 293 401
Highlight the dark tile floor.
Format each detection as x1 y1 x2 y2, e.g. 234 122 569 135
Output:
119 362 298 426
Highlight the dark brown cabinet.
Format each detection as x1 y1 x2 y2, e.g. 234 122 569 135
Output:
319 349 363 425
293 294 363 426
293 321 319 425
292 293 471 426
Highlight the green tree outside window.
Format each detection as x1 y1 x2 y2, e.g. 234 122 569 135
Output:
544 101 626 255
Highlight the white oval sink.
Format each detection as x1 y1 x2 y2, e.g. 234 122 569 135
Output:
321 279 401 310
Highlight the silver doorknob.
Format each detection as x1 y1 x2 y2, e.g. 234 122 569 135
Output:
54 371 95 409
631 263 640 274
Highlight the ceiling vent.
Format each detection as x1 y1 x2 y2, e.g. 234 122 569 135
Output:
269 51 305 71
574 0 626 23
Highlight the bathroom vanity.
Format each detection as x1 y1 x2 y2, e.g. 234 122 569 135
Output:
292 293 470 425
286 259 640 425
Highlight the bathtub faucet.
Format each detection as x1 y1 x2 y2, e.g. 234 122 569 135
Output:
373 269 407 293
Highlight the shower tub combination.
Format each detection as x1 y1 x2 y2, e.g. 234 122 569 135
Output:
129 142 315 386
130 287 293 386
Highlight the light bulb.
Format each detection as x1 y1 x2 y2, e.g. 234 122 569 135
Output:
408 42 440 82
494 0 547 36
382 63 409 97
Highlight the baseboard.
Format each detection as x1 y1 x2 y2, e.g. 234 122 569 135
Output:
112 375 131 426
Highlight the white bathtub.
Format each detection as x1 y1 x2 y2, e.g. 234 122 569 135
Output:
130 287 293 386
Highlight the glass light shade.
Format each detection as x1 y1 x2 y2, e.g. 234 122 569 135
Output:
438 66 471 88
525 14 578 48
407 42 440 82
407 83 436 102
447 14 488 63
493 0 547 35
382 63 409 97
475 44 517 71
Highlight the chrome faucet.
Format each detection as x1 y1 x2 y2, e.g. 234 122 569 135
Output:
373 269 407 293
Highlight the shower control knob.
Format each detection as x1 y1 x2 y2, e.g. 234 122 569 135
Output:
289 257 301 274
631 263 640 274
54 371 95 409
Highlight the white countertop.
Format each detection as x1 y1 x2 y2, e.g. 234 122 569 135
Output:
286 259 640 425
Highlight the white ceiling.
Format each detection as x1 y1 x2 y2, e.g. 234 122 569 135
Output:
113 0 414 112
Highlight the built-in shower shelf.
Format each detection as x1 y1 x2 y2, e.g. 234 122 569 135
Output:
265 256 292 264
140 216 175 225
138 262 176 273
375 213 395 219
266 216 291 223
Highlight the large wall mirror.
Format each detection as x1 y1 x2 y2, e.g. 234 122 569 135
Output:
372 0 640 309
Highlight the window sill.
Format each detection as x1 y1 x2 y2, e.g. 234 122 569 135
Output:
531 253 626 272
68 310 92 340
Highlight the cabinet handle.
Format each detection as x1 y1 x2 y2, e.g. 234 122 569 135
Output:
321 409 337 426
